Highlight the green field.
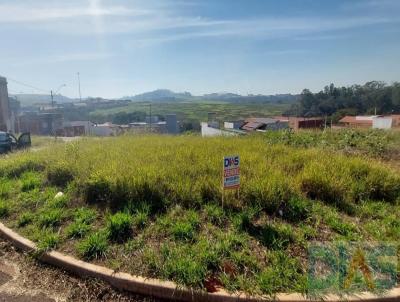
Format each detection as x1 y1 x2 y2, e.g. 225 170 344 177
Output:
89 101 290 126
0 131 398 297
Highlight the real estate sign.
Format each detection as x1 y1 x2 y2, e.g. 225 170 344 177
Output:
223 155 240 189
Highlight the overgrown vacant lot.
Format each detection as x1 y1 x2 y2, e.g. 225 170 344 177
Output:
0 134 399 296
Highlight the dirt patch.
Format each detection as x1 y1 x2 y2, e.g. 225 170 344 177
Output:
0 238 159 302
0 271 12 286
0 293 55 302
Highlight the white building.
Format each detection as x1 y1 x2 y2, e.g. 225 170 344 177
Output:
372 116 393 129
201 122 239 137
92 122 121 136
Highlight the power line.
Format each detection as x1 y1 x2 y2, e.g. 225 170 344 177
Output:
7 77 49 93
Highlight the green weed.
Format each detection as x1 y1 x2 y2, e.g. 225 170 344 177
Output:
257 251 306 296
46 163 74 187
169 210 200 241
0 178 13 198
47 194 69 208
17 212 34 227
0 200 9 218
20 172 42 192
106 212 132 242
38 209 63 228
204 204 225 226
37 230 60 252
132 211 149 229
74 207 97 224
78 231 108 260
65 221 91 239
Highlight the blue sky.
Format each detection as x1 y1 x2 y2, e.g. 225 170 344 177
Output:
1 0 400 98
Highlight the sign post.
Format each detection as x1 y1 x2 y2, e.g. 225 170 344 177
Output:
222 155 240 207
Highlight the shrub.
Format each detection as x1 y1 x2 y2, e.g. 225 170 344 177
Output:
17 212 34 227
20 172 42 192
66 221 91 239
0 200 9 218
38 209 62 228
106 212 132 242
78 231 108 260
46 163 74 187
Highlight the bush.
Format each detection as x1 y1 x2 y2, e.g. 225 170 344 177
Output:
78 231 108 260
17 212 34 227
38 209 62 228
106 212 132 242
46 163 74 187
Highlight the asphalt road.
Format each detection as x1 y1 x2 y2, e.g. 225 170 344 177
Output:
0 238 159 302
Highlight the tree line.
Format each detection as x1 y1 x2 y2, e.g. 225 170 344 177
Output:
284 81 400 121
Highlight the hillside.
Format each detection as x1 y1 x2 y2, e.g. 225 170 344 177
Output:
125 89 299 103
11 94 76 106
89 101 290 127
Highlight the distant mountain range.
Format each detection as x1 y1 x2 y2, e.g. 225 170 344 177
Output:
125 89 299 103
11 89 299 107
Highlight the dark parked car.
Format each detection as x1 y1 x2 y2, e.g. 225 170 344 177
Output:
0 132 31 154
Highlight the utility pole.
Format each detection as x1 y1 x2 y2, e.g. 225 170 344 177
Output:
51 84 66 109
77 72 82 102
149 103 152 132
51 90 54 108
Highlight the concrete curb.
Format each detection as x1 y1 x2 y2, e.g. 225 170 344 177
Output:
0 222 398 302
